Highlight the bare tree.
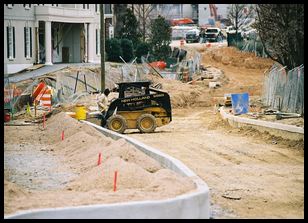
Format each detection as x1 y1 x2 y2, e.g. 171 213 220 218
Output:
227 4 255 36
255 4 304 69
131 4 156 42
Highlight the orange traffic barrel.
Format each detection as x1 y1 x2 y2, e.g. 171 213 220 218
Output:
40 88 52 107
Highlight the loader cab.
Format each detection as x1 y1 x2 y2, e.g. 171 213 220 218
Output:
118 81 150 98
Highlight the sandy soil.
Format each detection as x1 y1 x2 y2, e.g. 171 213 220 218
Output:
4 112 196 216
125 44 304 218
5 42 304 219
127 107 304 219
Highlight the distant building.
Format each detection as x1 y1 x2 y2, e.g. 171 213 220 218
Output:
198 4 229 27
150 4 195 21
4 4 114 75
150 4 230 26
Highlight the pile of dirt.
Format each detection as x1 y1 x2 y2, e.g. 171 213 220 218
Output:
149 76 214 108
4 180 29 198
47 131 162 173
4 112 196 216
67 156 154 191
206 47 273 70
38 111 104 144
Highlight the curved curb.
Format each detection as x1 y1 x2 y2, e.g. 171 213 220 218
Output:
220 107 304 140
5 121 210 219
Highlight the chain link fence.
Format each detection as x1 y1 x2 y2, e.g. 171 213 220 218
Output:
229 32 268 58
262 64 304 115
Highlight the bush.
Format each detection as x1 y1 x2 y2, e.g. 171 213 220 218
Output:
120 39 134 62
152 44 172 61
105 38 122 62
135 42 151 63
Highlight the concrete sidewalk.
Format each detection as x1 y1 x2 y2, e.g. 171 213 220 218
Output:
6 63 99 83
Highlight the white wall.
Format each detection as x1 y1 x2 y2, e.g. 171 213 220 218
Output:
4 4 36 70
198 4 230 26
182 4 193 18
4 4 114 74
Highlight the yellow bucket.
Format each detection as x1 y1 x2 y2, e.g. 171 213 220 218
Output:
75 104 87 120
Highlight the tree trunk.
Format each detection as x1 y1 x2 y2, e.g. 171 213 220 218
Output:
143 5 146 42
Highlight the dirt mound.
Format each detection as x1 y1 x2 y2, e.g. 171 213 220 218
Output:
5 112 196 215
145 169 196 196
67 156 153 191
207 47 273 70
40 112 105 144
4 180 30 214
4 180 29 197
102 138 162 173
47 129 161 173
65 157 195 197
150 77 213 108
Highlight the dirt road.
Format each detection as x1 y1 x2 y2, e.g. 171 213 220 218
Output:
125 44 303 218
127 107 304 218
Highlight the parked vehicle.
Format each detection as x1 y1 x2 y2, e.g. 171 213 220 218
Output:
204 27 224 42
226 26 236 34
185 29 200 43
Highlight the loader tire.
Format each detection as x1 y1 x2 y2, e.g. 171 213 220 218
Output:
107 115 127 134
137 114 156 133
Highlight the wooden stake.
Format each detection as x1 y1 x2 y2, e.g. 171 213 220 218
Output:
34 101 37 117
97 152 102 166
113 170 118 192
43 112 46 129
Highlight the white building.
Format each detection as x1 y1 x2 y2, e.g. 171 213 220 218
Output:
4 4 114 75
198 4 229 27
151 4 196 21
151 4 229 26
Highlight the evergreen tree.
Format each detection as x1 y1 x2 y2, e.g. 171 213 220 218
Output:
148 15 172 61
120 8 141 48
105 38 122 62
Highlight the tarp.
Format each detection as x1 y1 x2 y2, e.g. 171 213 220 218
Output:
171 18 194 26
149 61 167 70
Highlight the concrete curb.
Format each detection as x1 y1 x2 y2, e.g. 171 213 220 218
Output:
220 107 304 140
5 121 210 219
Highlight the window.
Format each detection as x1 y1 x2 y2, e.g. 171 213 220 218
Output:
52 4 58 7
6 4 14 8
7 26 15 59
24 27 32 58
105 4 112 14
96 29 100 55
95 4 99 13
83 4 89 9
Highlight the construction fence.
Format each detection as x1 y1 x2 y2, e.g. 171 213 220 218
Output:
262 63 304 115
228 32 267 58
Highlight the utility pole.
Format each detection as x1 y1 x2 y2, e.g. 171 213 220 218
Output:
100 4 105 91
